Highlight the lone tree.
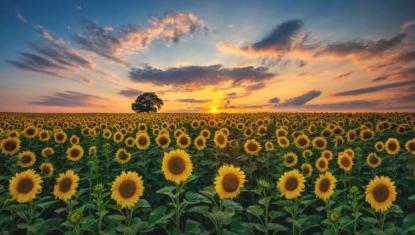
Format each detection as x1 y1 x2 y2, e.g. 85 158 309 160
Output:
132 92 163 113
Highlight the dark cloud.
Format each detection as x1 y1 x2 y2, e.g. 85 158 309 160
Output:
244 82 265 91
334 80 414 96
119 88 143 98
31 91 105 107
316 32 408 59
372 76 388 82
335 72 353 79
394 50 415 63
129 64 276 87
252 19 303 52
269 97 280 104
176 98 211 103
279 90 322 106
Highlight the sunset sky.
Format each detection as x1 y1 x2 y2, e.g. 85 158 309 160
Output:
1 0 415 113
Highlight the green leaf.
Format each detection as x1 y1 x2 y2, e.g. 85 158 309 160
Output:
185 192 210 204
222 200 243 211
156 186 176 198
267 223 288 232
402 213 415 233
136 199 151 208
187 205 209 214
107 214 126 221
146 206 171 229
360 216 378 225
247 205 263 217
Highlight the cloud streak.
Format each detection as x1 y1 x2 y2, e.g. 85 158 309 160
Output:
119 88 143 98
334 80 415 96
31 91 105 107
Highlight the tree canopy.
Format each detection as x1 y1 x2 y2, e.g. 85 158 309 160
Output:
131 92 163 113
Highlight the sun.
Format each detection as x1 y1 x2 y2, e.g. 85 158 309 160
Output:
209 107 218 114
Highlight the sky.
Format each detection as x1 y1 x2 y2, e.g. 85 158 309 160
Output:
0 0 415 113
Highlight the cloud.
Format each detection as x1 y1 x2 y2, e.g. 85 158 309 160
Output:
269 97 280 104
129 64 276 88
176 98 211 103
119 88 143 98
394 50 415 63
334 80 415 96
279 90 322 106
335 71 353 79
315 32 408 59
244 82 265 91
31 91 105 107
75 12 208 65
372 76 388 82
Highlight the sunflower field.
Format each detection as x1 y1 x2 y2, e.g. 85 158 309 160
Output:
1 113 415 235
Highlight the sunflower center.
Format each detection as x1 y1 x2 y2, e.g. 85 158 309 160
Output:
222 173 239 192
298 138 306 146
285 177 299 191
373 184 389 203
119 151 128 160
21 155 32 164
57 134 63 140
27 129 35 135
41 133 47 138
159 137 167 145
286 156 294 164
341 157 351 167
197 139 203 146
363 131 371 139
316 140 324 148
409 142 415 151
168 156 185 175
388 142 397 151
180 137 188 145
71 149 80 158
302 167 310 175
138 137 147 145
318 160 326 168
4 140 17 151
247 142 257 152
59 178 73 193
119 180 136 199
202 132 208 138
217 135 225 145
17 178 34 193
246 130 252 135
42 167 50 174
370 156 379 164
319 178 331 193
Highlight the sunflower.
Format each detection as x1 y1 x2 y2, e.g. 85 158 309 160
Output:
302 149 313 158
53 170 80 202
115 148 131 164
103 129 112 139
194 135 206 151
22 126 38 139
200 129 211 139
315 157 329 172
18 151 36 168
343 148 355 159
374 141 385 152
360 129 375 142
175 133 191 149
70 135 80 145
314 172 337 201
264 141 274 151
54 131 67 144
124 137 135 148
113 131 124 144
38 130 51 142
405 139 415 155
111 171 145 208
214 165 246 199
312 137 327 150
321 150 334 161
257 125 267 136
283 152 298 167
385 138 400 155
1 137 21 156
135 132 151 150
156 134 171 149
301 163 313 177
367 153 382 168
337 153 353 172
39 163 54 177
346 130 357 143
41 147 54 157
9 169 42 203
277 170 305 199
243 128 253 137
66 145 84 161
365 176 397 212
244 139 261 156
89 146 97 156
294 134 310 149
277 136 290 148
162 149 193 184
214 131 228 149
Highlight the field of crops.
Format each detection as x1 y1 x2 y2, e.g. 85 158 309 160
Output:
1 113 415 235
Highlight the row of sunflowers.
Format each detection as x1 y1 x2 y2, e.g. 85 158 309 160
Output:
1 113 415 234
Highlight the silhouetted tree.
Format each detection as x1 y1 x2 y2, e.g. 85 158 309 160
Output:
132 92 163 113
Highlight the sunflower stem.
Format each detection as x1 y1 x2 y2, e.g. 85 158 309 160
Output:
175 183 182 231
